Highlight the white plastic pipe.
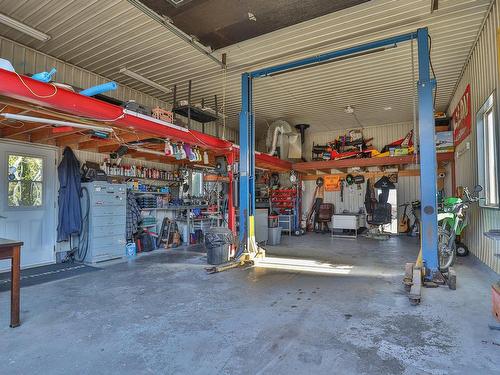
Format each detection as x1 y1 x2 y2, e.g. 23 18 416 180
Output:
131 147 165 156
268 126 285 156
0 113 113 133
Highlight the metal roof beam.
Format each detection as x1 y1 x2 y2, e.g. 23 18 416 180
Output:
126 0 225 68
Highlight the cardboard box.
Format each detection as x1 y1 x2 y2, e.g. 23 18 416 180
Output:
436 131 454 153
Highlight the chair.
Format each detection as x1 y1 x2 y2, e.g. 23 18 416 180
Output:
316 203 334 233
367 203 392 225
366 203 392 239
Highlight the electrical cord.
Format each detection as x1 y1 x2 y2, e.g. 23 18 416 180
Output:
77 186 90 262
63 186 90 263
14 71 58 98
428 35 438 110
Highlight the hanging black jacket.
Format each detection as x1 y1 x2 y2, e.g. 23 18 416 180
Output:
364 179 377 214
57 147 82 242
374 176 396 204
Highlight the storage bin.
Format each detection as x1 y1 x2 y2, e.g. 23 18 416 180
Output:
205 227 233 265
268 215 279 228
268 227 282 245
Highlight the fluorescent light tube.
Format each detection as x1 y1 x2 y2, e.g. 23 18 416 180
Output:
119 68 171 94
0 113 113 132
0 13 51 42
130 146 165 156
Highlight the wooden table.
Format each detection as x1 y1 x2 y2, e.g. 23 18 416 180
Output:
0 238 23 327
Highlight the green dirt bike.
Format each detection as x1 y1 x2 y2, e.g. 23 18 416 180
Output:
437 185 482 272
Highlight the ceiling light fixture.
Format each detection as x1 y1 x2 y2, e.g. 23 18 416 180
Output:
130 146 166 156
384 106 392 111
0 13 51 42
0 113 113 132
119 68 172 94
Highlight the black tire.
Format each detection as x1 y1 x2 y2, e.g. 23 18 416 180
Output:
294 230 301 236
438 226 456 272
456 242 469 257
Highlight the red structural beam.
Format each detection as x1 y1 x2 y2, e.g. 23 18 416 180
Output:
0 70 292 171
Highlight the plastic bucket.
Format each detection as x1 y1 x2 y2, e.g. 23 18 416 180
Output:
268 227 282 245
268 215 279 228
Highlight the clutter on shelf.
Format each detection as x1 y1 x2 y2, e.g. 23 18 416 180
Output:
102 160 180 181
270 189 297 215
310 129 419 161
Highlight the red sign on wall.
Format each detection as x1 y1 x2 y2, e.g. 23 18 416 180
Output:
452 84 471 146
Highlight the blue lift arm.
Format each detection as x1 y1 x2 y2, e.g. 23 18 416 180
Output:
239 28 439 275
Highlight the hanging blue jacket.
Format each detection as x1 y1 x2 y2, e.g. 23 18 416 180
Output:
57 147 82 242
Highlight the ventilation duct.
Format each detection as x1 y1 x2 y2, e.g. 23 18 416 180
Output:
265 120 302 160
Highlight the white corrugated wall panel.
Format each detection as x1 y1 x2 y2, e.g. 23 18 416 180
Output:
448 0 500 273
302 175 421 223
301 122 422 222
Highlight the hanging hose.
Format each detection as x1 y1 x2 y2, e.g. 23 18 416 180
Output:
63 186 90 263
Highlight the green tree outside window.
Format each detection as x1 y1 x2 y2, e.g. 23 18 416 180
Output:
7 154 43 207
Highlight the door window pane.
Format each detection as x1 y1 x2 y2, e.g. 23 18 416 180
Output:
7 155 43 207
484 109 498 205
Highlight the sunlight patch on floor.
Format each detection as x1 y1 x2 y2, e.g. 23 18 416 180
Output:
254 257 353 275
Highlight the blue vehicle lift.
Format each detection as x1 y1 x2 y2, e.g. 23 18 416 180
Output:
239 28 439 278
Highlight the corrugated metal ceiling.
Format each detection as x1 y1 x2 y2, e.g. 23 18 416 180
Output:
0 0 492 132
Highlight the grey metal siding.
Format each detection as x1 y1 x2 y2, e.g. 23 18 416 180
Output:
448 0 500 273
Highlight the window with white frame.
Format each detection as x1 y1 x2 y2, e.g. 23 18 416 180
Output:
7 154 43 207
476 92 499 208
191 171 204 197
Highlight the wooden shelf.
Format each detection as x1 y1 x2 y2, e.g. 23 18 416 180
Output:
109 175 181 183
293 152 454 173
129 190 171 195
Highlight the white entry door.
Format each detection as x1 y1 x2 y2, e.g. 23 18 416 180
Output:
0 140 57 269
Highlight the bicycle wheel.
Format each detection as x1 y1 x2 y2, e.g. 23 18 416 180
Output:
438 225 456 272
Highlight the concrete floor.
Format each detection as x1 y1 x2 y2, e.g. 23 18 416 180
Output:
0 234 499 375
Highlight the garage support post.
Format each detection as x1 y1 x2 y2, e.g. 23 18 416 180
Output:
238 73 256 253
417 27 439 276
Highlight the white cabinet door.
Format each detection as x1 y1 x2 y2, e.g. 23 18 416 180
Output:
0 141 57 269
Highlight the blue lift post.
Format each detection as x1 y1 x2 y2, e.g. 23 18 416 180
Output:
239 73 251 249
239 28 439 275
417 28 439 277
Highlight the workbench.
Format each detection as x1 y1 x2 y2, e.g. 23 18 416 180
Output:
331 213 362 238
0 238 23 327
